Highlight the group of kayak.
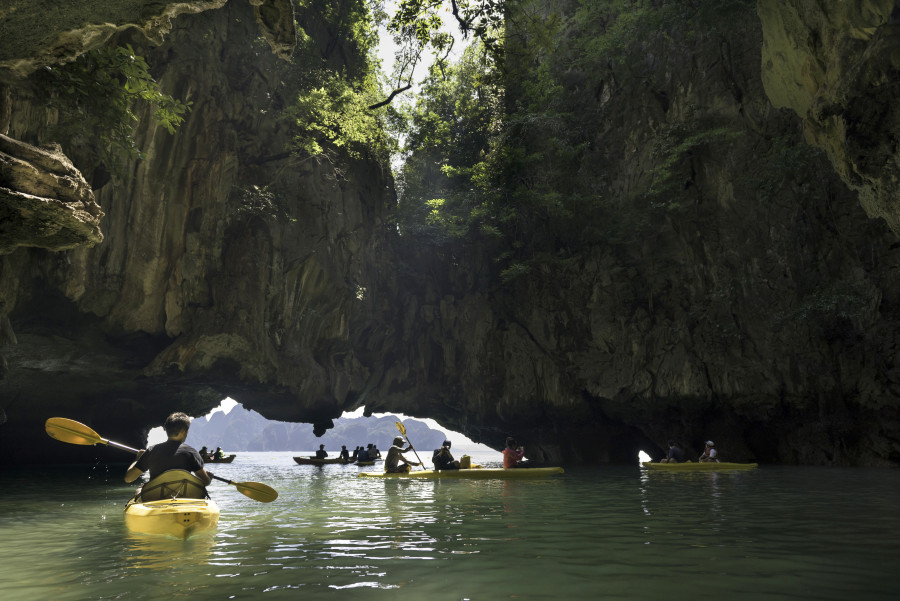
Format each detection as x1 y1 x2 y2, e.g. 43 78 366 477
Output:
294 442 383 465
45 414 567 540
198 446 235 463
47 414 755 541
642 440 758 471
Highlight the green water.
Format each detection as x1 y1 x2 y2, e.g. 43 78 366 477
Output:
1 452 898 600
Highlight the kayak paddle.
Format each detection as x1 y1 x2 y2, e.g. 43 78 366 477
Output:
395 421 426 470
45 417 278 502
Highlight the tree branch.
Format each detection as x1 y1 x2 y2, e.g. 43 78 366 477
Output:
368 84 413 110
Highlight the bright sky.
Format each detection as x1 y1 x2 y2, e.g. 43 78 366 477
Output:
149 398 493 452
377 0 467 98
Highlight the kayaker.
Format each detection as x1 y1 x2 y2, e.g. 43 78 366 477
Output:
214 446 225 460
432 440 460 470
124 412 212 486
199 446 209 461
661 440 684 463
357 445 370 462
385 436 421 473
699 440 719 462
315 444 328 459
502 437 528 468
339 445 350 462
369 443 382 459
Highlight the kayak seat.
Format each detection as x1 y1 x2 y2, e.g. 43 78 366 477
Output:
136 469 209 502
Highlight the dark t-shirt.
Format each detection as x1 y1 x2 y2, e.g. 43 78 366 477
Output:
135 439 204 479
667 446 684 462
433 448 457 470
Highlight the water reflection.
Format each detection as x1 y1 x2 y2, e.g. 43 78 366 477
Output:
5 457 900 600
124 533 218 570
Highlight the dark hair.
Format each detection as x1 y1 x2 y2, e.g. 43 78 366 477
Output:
505 437 517 448
668 440 675 447
164 412 191 437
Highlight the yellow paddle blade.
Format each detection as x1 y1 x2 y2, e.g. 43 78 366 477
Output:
45 418 106 447
234 481 279 503
395 421 407 436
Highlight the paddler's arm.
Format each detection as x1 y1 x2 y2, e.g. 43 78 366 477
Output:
194 467 212 486
124 450 146 483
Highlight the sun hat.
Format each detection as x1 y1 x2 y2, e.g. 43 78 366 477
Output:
706 440 714 446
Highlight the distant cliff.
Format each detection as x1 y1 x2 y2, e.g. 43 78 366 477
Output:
186 405 448 453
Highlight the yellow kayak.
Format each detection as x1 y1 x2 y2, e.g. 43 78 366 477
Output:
124 470 219 538
641 461 757 471
359 467 564 479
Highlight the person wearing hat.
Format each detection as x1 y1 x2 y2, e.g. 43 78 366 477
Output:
384 436 421 473
699 440 719 463
432 440 460 470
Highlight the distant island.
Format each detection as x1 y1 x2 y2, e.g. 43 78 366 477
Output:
186 404 449 453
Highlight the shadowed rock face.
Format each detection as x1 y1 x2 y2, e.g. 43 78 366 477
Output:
1 1 900 467
759 0 900 233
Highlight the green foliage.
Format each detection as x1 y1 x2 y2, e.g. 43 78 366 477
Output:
33 44 190 169
289 72 393 161
395 0 762 286
287 0 398 164
395 41 502 242
574 0 756 77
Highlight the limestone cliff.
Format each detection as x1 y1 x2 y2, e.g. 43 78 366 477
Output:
1 0 388 464
1 1 899 467
759 0 900 233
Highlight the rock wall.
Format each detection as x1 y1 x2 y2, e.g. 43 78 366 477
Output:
1 1 899 466
759 0 900 233
0 0 393 464
358 1 900 466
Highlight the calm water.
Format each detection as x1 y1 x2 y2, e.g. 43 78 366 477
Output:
1 452 898 600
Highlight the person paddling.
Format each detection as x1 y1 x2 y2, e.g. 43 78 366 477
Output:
125 412 211 486
384 436 421 473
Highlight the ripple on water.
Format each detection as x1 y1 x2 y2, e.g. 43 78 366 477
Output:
2 458 900 600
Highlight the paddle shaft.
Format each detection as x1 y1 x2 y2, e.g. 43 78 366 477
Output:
98 441 233 487
44 417 278 502
395 422 426 470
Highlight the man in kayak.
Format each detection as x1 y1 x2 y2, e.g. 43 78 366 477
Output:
432 440 460 470
660 440 684 463
315 444 328 459
699 440 719 462
124 412 212 486
385 436 421 473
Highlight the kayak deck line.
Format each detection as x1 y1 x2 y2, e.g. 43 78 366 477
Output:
641 461 758 471
358 467 564 479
